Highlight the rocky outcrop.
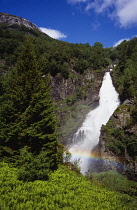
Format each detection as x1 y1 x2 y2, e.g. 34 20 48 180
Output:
0 12 40 31
51 69 105 145
97 99 137 180
51 69 103 105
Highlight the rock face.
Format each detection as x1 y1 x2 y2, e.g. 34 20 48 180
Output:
51 69 105 145
51 69 103 105
0 12 40 31
97 99 137 180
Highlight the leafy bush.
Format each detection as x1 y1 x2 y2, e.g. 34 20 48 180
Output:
16 149 52 181
91 170 137 196
1 163 137 210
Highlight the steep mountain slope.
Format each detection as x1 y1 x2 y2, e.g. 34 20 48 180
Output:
0 12 111 145
98 38 137 180
0 12 40 31
1 14 137 210
1 12 137 181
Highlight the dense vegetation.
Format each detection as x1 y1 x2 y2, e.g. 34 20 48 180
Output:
99 38 137 180
112 38 137 102
0 162 137 210
0 23 112 76
0 37 63 181
105 38 137 156
0 22 112 142
0 17 137 209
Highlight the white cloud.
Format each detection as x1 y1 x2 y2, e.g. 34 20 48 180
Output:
116 0 137 27
39 27 67 39
114 35 137 47
68 0 137 28
85 0 114 13
113 38 130 47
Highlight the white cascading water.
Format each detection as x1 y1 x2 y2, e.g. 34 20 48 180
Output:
69 72 120 174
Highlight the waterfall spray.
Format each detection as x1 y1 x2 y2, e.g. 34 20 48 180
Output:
69 72 120 174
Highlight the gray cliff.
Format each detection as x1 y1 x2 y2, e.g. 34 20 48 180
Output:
0 12 40 31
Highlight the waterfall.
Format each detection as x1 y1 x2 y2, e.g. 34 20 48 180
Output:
69 72 120 174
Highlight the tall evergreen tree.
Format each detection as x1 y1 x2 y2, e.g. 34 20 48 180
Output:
0 38 59 172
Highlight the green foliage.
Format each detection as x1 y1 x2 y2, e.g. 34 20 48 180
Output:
102 38 137 167
1 162 137 210
16 148 52 181
127 134 137 159
74 59 89 74
60 62 70 79
94 42 103 48
91 170 137 197
113 37 137 101
0 39 60 180
63 148 72 163
101 117 137 160
0 24 25 68
0 22 112 79
72 158 81 172
88 42 110 70
1 18 137 210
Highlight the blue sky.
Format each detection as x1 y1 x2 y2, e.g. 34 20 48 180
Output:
1 0 137 47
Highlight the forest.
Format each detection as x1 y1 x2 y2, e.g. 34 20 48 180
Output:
100 38 137 180
0 20 137 209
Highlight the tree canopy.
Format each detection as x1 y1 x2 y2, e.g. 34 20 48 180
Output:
0 38 61 180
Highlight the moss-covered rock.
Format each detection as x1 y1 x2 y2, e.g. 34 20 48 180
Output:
98 100 137 180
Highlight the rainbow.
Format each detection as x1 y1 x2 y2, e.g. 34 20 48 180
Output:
70 151 100 160
69 150 125 169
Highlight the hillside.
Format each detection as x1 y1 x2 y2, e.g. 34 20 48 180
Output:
97 38 137 181
0 12 112 144
0 12 137 209
1 162 137 210
0 12 40 31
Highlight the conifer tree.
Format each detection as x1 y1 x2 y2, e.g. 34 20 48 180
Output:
0 38 59 172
